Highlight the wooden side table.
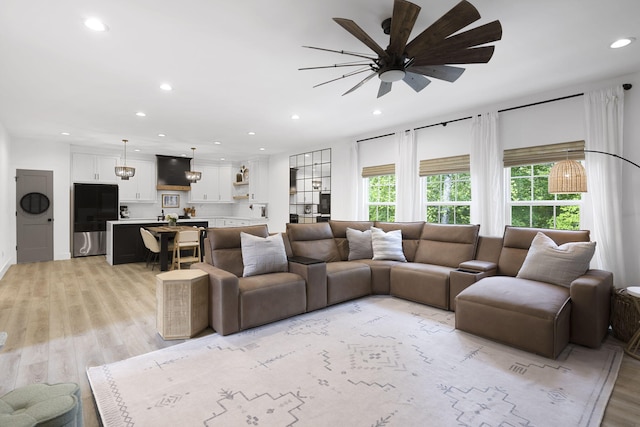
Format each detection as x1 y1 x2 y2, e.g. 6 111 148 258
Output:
624 286 640 360
156 269 209 340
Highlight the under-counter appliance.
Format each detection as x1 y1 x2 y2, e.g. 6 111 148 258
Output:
73 183 119 257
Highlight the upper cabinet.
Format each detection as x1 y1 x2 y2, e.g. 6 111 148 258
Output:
189 165 233 203
118 159 157 202
72 153 119 184
248 158 269 203
289 149 331 223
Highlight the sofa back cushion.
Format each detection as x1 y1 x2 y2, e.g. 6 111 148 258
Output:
206 225 269 277
329 220 375 260
286 222 341 262
373 221 424 262
497 226 591 277
414 223 480 268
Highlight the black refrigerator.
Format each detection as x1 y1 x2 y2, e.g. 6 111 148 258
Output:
73 183 119 257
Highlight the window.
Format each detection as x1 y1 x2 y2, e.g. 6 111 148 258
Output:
424 172 471 224
504 141 585 231
509 163 582 230
420 155 471 224
366 174 396 222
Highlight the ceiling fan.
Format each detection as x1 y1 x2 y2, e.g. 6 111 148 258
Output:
300 0 502 98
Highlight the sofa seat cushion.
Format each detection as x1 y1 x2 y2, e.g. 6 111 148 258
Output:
390 263 454 309
326 262 371 305
238 272 306 330
355 260 401 294
455 276 571 359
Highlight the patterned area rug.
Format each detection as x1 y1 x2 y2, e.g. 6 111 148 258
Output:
87 296 622 427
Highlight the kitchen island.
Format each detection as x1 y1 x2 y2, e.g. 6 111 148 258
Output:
106 217 268 267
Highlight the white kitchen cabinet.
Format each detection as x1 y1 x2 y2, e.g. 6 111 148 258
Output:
248 159 268 203
72 153 119 183
189 165 232 203
118 159 157 202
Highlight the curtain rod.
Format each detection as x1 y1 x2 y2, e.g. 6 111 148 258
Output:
357 83 632 143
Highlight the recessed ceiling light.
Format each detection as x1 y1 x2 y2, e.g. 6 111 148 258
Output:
259 147 266 151
220 157 225 161
248 131 256 135
291 114 300 120
84 17 109 32
180 153 188 157
134 149 141 152
61 132 70 136
373 109 382 115
213 141 221 145
158 133 166 137
610 37 635 48
160 83 172 91
136 112 146 117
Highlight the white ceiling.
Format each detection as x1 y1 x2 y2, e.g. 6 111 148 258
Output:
1 0 639 161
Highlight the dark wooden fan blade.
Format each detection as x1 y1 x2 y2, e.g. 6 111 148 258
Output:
411 20 502 58
388 0 421 55
343 72 378 96
333 18 388 59
412 46 495 66
405 0 481 58
406 65 465 82
377 81 392 98
403 72 431 92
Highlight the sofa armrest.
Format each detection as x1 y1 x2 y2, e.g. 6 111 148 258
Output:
288 259 328 311
569 269 613 348
449 267 496 311
191 262 240 336
458 260 498 273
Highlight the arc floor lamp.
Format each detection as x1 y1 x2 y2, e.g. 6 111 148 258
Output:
548 150 640 193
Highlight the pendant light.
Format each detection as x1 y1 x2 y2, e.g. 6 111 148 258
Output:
114 139 136 180
185 147 202 183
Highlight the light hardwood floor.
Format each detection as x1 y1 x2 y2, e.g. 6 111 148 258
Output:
0 257 639 426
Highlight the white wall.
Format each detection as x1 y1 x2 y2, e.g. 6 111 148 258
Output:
0 122 12 277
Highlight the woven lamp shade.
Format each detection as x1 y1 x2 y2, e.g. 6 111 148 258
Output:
548 159 587 193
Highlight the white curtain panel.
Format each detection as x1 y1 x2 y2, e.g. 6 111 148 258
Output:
470 111 504 236
396 129 421 222
583 86 626 286
350 140 365 220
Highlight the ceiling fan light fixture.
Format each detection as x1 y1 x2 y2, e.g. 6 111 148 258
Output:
379 69 405 83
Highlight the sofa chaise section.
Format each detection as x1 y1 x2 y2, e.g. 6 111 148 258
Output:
455 226 612 358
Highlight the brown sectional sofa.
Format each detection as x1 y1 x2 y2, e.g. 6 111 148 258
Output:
191 221 613 359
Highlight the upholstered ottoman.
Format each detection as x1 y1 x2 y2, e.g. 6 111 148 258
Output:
0 382 83 427
455 276 571 359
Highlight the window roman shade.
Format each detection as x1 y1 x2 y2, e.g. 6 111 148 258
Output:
361 164 395 178
503 141 585 167
419 155 470 176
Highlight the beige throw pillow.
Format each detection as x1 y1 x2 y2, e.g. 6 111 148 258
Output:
370 227 407 262
240 232 288 277
346 227 373 260
516 232 596 287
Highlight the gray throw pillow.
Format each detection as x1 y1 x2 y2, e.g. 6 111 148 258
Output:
240 232 288 277
517 232 596 287
370 227 407 262
346 227 373 260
